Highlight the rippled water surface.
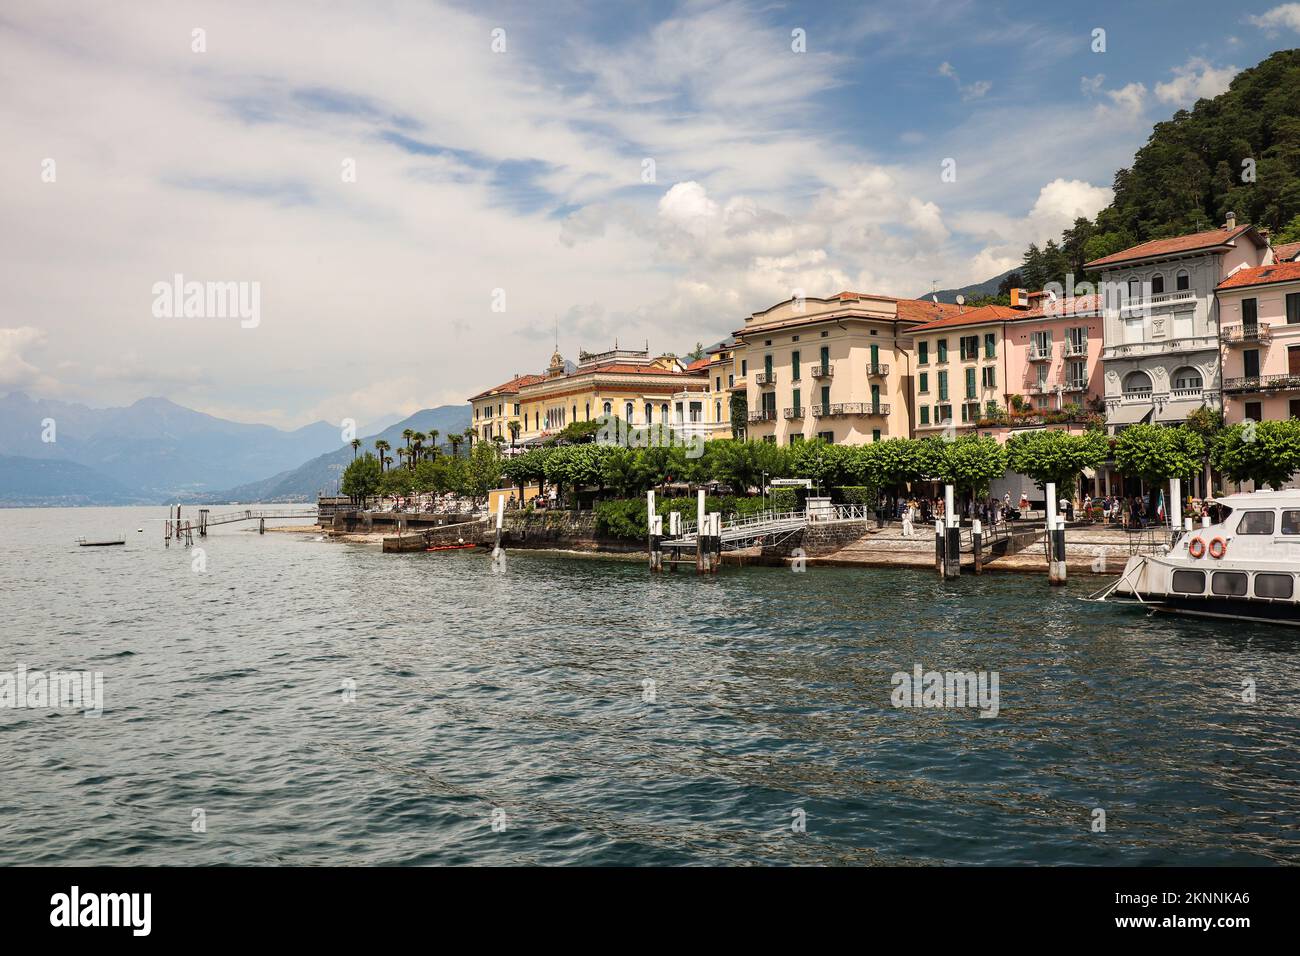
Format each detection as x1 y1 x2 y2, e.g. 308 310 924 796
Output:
2 506 1299 865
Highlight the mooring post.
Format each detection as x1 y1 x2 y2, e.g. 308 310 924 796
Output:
708 512 722 574
1169 478 1182 540
1046 481 1065 585
972 518 983 574
494 495 505 553
259 517 265 535
935 519 944 575
669 511 681 572
696 489 707 575
649 513 663 572
647 490 656 572
944 484 960 579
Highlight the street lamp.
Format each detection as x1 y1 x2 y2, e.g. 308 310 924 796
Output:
762 471 768 512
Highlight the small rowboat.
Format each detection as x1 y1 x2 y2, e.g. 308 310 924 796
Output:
425 543 477 552
76 537 125 547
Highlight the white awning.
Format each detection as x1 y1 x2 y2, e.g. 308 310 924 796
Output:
1156 400 1206 423
1107 403 1153 426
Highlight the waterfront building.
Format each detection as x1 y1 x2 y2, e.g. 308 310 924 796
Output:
732 292 961 445
1084 215 1272 433
908 293 1105 438
1217 258 1300 425
510 346 709 444
469 373 543 447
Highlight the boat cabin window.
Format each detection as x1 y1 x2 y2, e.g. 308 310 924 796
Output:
1211 571 1249 597
1235 511 1274 535
1254 573 1294 599
1282 510 1300 535
1171 570 1205 594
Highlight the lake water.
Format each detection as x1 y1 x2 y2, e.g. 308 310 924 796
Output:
2 505 1298 865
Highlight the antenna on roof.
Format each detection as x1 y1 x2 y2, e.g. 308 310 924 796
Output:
931 294 938 304
955 294 966 312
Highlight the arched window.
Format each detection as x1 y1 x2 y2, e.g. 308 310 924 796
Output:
1172 366 1203 391
1122 370 1153 394
660 403 669 423
1150 273 1165 295
602 401 612 416
1175 269 1190 291
645 402 653 423
625 402 634 422
585 403 590 420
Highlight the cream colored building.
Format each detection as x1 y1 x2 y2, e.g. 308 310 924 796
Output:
732 292 960 444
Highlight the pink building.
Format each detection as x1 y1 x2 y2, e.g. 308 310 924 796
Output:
909 293 1104 439
1218 259 1300 424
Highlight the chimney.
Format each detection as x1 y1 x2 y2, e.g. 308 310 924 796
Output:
1225 210 1237 230
1009 288 1031 309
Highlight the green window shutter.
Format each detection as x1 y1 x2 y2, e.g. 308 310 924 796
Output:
966 367 976 398
984 332 996 358
919 371 928 393
1288 293 1300 325
918 341 928 365
792 388 800 411
792 351 800 379
921 406 930 424
937 339 947 362
938 371 948 400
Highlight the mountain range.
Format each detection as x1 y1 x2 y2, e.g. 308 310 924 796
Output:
0 392 469 506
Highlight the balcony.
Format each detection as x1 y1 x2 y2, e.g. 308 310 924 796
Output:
1063 379 1088 392
1102 335 1218 359
1027 344 1053 361
783 406 804 419
747 409 776 423
754 371 776 385
1223 373 1300 393
1025 381 1051 394
1063 341 1088 357
866 363 889 377
727 377 746 391
810 402 891 418
1222 324 1272 346
809 364 833 379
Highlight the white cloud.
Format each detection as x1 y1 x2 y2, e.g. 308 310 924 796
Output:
938 61 992 101
0 327 56 392
1096 82 1148 121
1154 57 1240 105
1248 3 1300 32
1080 73 1105 96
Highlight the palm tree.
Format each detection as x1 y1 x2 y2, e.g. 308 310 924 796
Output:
462 427 474 455
411 433 425 466
350 438 361 459
402 428 414 458
507 420 520 451
396 447 408 470
428 430 440 458
449 434 463 458
374 439 390 471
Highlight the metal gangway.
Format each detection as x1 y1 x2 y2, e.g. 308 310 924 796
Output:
663 504 878 552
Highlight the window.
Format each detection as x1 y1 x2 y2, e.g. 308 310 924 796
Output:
716 376 722 391
1128 278 1140 300
937 339 948 362
1172 367 1202 390
789 434 803 445
818 431 834 442
918 341 929 365
1176 270 1190 291
1151 274 1164 294
1291 399 1300 421
1288 292 1300 325
872 429 881 442
792 388 801 413
624 402 634 422
1243 298 1259 326
820 330 828 337
965 366 977 398
1285 511 1300 535
645 402 652 423
762 435 776 444
715 400 721 422
1171 570 1205 594
791 351 801 380
602 402 611 416
982 366 997 388
984 332 996 359
1031 330 1052 355
1211 571 1249 597
1122 370 1153 393
819 345 829 367
1245 400 1262 421
959 335 979 360
741 360 747 376
1067 360 1086 388
1238 511 1275 534
919 372 929 393
1255 573 1294 599
920 406 930 425
1244 349 1260 379
660 403 668 423
938 370 949 400
937 404 952 423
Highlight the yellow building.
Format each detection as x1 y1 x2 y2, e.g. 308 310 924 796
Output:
468 373 543 445
474 347 710 446
733 292 961 444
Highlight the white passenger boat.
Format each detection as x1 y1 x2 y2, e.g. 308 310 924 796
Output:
1096 490 1300 626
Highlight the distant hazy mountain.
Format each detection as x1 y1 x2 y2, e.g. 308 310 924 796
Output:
0 392 345 503
926 268 1019 304
0 454 149 507
208 405 472 503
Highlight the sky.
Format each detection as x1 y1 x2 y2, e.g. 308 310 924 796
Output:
2 0 1299 430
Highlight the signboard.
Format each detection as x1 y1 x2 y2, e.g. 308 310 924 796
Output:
768 478 813 488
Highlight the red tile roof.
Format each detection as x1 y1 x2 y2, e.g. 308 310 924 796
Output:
894 299 968 323
907 304 1022 333
685 357 710 371
585 362 702 375
1216 261 1300 291
1084 225 1256 269
469 373 544 401
1274 241 1300 262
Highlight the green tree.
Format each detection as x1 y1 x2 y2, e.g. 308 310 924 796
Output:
340 452 382 502
1005 429 1109 492
1212 419 1300 490
932 434 1008 497
1114 424 1205 484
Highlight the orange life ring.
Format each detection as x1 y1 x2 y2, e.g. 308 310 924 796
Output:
1188 537 1206 558
1208 537 1227 559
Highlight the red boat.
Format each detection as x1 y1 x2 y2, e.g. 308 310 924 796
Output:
424 542 478 552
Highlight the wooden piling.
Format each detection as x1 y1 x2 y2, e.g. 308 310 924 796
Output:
943 484 960 579
972 519 983 574
696 490 707 575
935 519 944 575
